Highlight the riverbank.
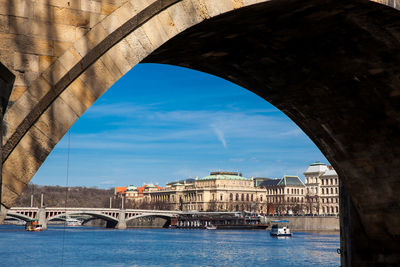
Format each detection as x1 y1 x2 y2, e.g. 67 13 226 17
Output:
265 216 340 231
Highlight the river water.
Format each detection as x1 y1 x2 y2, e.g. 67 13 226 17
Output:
0 225 340 266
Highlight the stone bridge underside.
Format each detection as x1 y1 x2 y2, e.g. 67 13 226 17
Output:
1 0 400 266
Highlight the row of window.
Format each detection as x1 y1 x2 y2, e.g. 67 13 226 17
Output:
321 178 338 185
229 193 256 202
321 187 338 195
322 206 339 213
322 197 338 204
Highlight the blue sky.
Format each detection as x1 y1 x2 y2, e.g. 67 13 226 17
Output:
31 63 328 188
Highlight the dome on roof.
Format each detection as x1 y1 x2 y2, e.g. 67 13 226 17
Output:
304 162 328 174
198 172 250 181
126 185 137 191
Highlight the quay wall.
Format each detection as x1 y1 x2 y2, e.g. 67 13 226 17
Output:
266 216 340 231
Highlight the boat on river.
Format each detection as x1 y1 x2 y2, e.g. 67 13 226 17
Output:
205 225 217 230
66 218 83 226
270 220 292 237
25 219 43 231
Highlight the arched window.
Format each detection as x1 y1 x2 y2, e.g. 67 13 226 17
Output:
246 194 249 201
336 206 339 213
241 194 244 201
287 189 290 194
322 188 324 194
331 188 334 194
260 195 263 202
230 193 233 201
251 194 254 201
235 194 239 201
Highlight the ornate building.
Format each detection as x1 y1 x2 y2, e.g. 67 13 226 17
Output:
259 176 306 215
121 164 340 215
144 172 267 213
304 162 339 215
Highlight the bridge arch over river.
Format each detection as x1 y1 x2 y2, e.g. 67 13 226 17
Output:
1 0 400 266
6 207 179 229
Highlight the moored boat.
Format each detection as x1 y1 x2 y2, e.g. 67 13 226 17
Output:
205 225 217 230
270 220 292 237
25 219 43 232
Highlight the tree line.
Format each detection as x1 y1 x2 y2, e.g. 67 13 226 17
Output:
14 184 115 208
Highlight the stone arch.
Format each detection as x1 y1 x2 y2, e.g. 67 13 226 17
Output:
1 0 274 207
1 0 400 264
47 212 119 224
125 213 174 222
6 212 34 222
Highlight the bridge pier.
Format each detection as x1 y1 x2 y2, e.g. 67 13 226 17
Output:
0 62 14 224
38 208 47 230
115 210 126 230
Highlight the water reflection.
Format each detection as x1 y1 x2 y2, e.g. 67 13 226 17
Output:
0 226 339 266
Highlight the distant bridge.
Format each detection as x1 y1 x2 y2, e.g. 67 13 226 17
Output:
6 207 183 229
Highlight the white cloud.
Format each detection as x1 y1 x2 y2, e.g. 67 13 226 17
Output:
211 124 227 148
100 180 116 185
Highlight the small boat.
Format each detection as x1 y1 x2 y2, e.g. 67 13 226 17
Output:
25 219 43 232
205 225 217 230
65 218 82 226
270 220 292 237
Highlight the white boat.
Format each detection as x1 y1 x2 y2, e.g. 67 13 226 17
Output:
205 225 217 230
66 218 82 226
270 220 292 237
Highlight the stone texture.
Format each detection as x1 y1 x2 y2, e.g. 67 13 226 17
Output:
143 1 400 265
34 97 79 144
1 0 400 265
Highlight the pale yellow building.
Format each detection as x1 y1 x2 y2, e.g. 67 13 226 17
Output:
144 172 268 213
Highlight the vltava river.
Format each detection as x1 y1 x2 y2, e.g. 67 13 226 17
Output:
0 225 340 266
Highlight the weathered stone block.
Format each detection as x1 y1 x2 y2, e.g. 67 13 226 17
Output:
14 53 39 73
156 10 179 39
42 59 67 85
141 16 170 49
167 2 195 32
0 185 20 208
39 55 57 72
104 45 133 75
13 71 39 87
53 7 90 27
8 86 27 102
17 125 55 163
27 75 52 101
0 0 33 18
188 0 211 20
129 0 157 12
34 97 78 144
2 142 41 187
81 0 102 13
79 59 117 98
203 0 234 17
58 47 82 71
123 34 150 64
59 86 88 117
100 52 124 80
68 77 97 109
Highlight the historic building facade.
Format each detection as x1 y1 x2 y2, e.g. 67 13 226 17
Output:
304 162 339 215
144 172 268 213
120 163 340 215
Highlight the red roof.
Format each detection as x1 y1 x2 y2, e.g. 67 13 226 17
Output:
115 187 127 194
